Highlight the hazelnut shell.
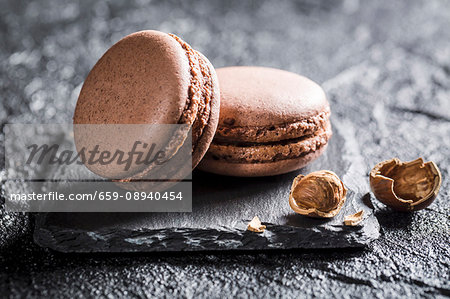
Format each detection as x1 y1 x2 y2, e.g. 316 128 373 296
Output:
369 158 441 211
289 170 347 218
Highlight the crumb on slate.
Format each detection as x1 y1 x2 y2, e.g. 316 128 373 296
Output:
344 210 364 226
247 216 266 233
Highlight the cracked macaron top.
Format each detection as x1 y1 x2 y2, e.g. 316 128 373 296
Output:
198 66 331 177
73 30 219 180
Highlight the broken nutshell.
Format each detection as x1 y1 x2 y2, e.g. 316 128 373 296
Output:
289 170 347 218
344 210 364 226
247 216 266 233
370 158 441 211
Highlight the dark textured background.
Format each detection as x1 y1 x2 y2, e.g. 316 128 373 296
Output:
1 0 449 297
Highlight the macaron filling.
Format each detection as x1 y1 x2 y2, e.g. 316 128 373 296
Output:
169 34 213 149
215 110 330 143
206 121 332 163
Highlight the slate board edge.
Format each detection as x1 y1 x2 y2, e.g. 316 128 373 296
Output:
33 213 380 253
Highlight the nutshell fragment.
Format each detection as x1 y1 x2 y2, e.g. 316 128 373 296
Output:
370 158 441 211
247 216 266 233
344 210 364 226
289 170 347 218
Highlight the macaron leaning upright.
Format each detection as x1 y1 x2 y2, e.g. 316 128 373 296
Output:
73 30 220 183
198 66 331 177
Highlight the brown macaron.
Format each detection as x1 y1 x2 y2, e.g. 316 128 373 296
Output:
198 66 331 177
73 30 220 181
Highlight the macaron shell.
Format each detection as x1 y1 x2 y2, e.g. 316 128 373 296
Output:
198 144 328 177
199 66 331 177
216 66 329 130
74 30 190 125
73 30 195 179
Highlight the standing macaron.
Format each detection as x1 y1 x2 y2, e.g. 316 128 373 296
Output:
73 30 220 182
198 66 331 177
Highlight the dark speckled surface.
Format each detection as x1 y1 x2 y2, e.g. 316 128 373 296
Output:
1 0 449 297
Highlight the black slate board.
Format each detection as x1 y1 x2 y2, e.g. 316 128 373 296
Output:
33 118 380 252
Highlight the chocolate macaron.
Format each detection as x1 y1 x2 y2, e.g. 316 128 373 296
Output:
198 66 331 177
73 30 220 182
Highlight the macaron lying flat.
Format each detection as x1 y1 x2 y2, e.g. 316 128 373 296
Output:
73 30 219 182
198 66 331 177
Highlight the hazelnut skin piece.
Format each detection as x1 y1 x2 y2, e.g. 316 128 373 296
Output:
289 170 347 218
369 158 442 211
